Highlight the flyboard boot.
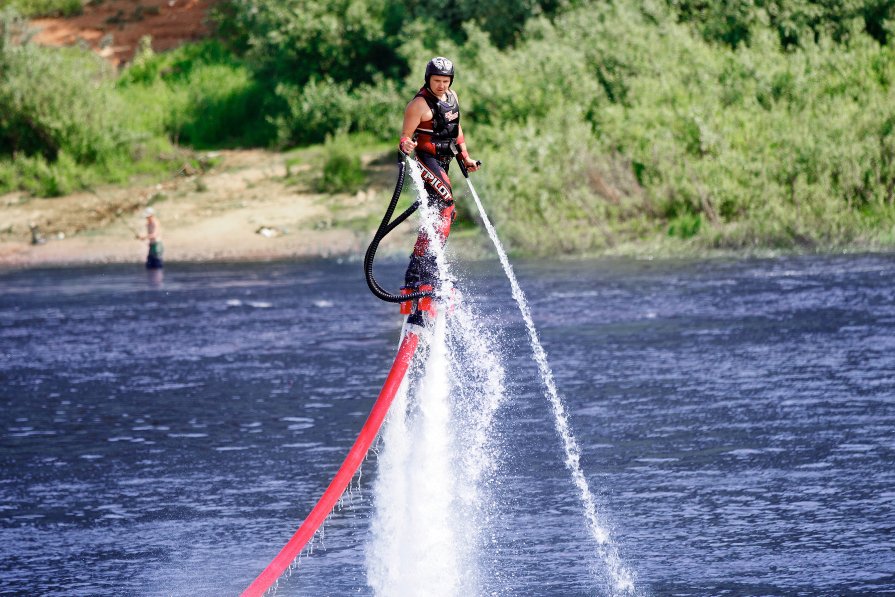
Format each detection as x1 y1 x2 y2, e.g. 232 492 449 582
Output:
399 279 462 333
398 249 462 333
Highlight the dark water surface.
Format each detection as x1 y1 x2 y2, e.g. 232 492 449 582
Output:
1 255 893 596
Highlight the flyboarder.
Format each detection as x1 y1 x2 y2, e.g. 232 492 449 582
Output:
398 56 479 294
242 58 484 597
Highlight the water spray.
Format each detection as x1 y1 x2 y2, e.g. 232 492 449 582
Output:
240 150 636 597
460 168 638 595
241 153 459 596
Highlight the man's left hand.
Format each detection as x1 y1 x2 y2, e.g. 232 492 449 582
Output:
463 156 480 172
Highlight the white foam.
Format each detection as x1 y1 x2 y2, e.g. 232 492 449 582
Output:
366 158 509 596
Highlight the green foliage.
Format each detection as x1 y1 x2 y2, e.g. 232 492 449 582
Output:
117 39 275 148
451 2 895 252
4 0 895 253
0 151 81 196
472 104 652 254
609 6 895 248
317 134 366 193
396 0 585 48
213 0 408 88
212 0 575 89
666 0 895 48
668 213 702 239
0 10 182 196
207 0 586 147
0 14 127 163
0 0 82 18
273 78 401 146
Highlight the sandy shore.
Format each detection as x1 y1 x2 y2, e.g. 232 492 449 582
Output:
0 149 425 270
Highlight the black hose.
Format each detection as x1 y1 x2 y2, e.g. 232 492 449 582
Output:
364 157 434 303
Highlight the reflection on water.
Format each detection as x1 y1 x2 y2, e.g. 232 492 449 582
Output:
1 255 894 595
146 268 164 287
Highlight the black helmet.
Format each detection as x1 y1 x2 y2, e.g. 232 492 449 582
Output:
425 56 454 89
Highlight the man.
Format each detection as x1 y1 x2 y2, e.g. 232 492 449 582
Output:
399 56 479 293
141 207 163 269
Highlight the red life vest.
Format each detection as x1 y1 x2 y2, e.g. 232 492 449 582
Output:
413 87 460 157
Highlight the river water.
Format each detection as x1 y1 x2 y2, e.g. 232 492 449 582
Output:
1 255 893 596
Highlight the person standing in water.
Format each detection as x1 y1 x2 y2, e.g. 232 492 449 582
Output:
141 207 163 269
398 56 479 293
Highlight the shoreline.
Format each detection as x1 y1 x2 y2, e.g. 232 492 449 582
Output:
3 230 890 273
2 149 892 273
0 148 419 271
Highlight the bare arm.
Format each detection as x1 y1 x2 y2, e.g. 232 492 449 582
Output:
399 97 429 154
146 218 160 242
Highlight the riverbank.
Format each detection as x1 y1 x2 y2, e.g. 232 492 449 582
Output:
0 148 441 269
7 1 895 263
3 146 892 271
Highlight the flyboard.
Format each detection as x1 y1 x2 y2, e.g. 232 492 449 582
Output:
240 153 477 597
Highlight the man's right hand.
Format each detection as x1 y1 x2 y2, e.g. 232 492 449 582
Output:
399 136 417 154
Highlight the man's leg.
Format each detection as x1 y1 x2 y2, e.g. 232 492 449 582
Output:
404 154 455 289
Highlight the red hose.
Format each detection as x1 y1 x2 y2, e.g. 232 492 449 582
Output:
241 330 421 597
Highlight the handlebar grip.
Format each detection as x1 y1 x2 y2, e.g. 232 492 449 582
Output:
456 158 483 179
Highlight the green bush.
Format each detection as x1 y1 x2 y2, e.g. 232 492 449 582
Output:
317 134 366 193
5 151 75 196
0 16 128 163
665 0 895 48
0 11 181 196
3 0 895 253
117 39 275 148
472 105 650 254
668 213 702 239
206 0 586 148
273 77 401 146
440 2 895 252
213 0 407 88
0 0 82 18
